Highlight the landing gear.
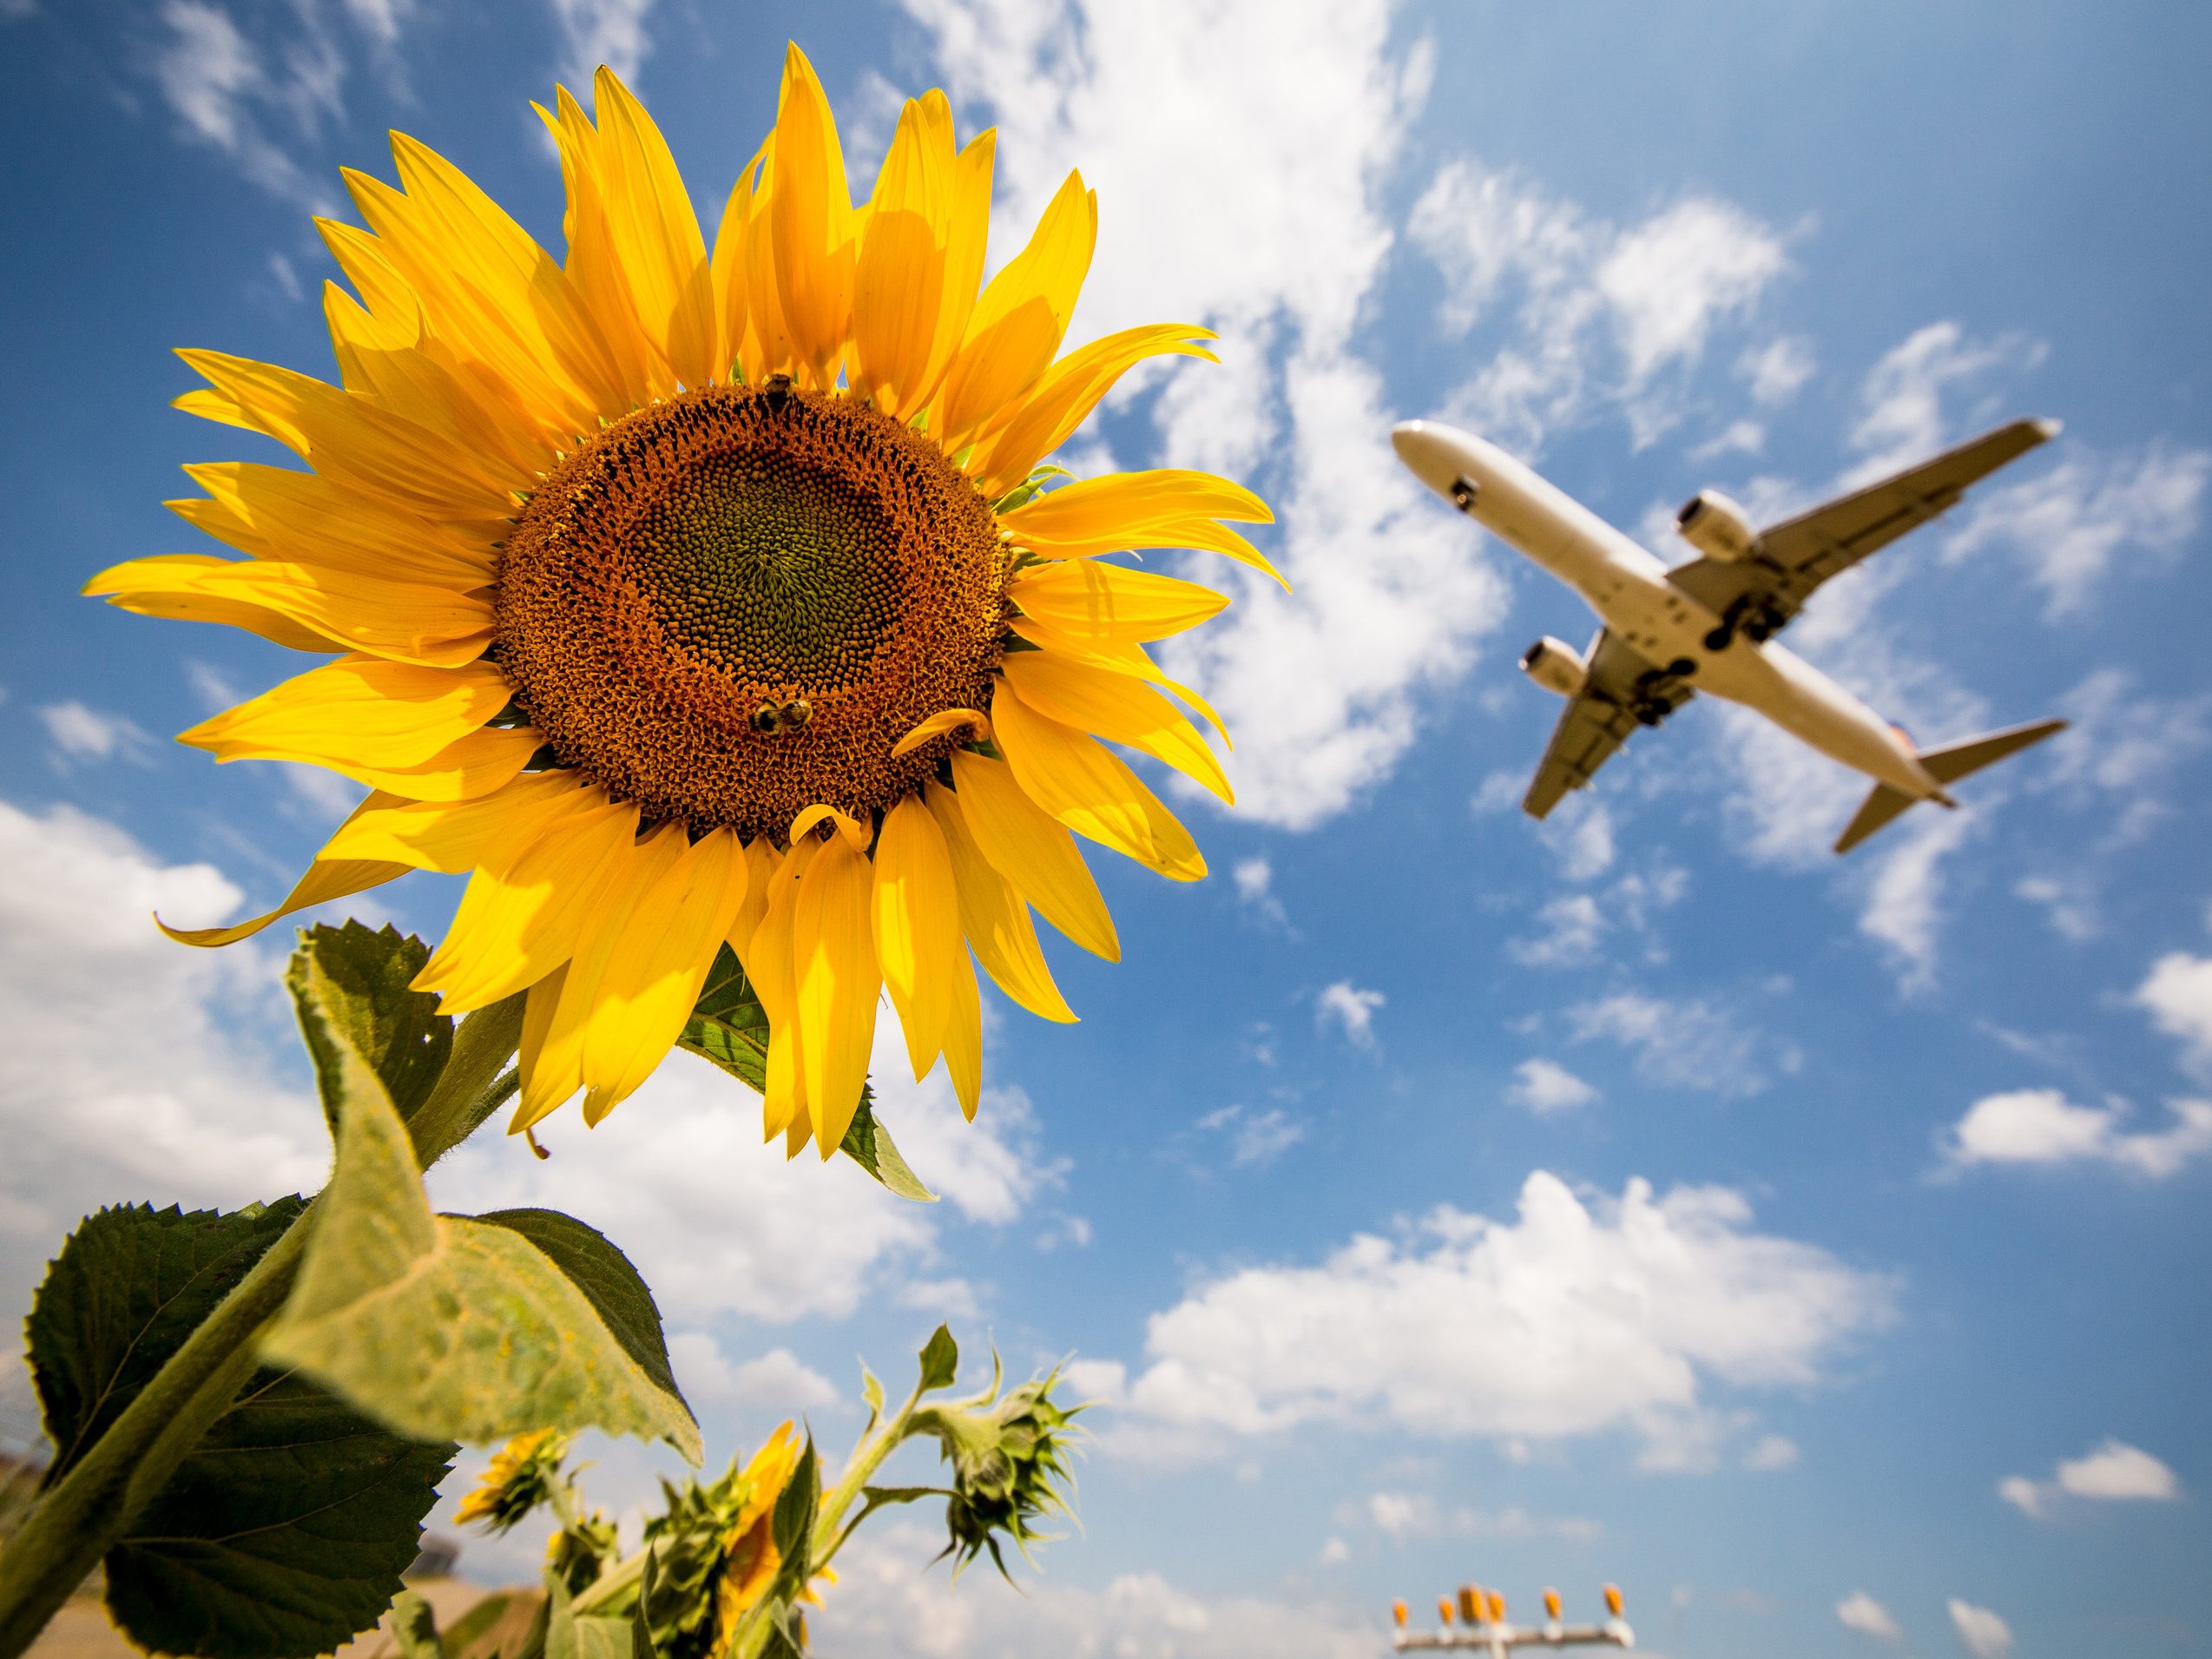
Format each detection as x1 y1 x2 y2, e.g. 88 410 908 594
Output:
1703 594 1787 651
1631 701 1669 727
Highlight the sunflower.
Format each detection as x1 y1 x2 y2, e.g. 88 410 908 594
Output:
89 47 1275 1155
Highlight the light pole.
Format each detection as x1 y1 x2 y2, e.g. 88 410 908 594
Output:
1389 1583 1634 1653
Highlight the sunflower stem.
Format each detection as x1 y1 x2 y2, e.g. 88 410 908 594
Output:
0 993 528 1656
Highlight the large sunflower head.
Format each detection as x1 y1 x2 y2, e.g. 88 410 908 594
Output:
89 47 1278 1156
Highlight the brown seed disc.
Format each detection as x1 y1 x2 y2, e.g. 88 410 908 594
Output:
495 385 1008 840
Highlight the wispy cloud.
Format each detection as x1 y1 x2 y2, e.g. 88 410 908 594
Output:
1998 1438 2179 1518
1315 980 1386 1050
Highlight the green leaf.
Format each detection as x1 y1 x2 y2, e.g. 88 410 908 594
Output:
27 1201 452 1659
678 946 936 1202
544 1573 637 1659
288 922 451 1133
770 1438 819 1565
440 1590 545 1659
260 1008 702 1462
27 1200 305 1482
860 1365 886 1424
839 1094 938 1202
918 1325 959 1393
104 1369 453 1659
475 1209 688 1419
389 1590 444 1659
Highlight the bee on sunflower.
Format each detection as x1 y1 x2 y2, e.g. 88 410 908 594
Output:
89 46 1275 1157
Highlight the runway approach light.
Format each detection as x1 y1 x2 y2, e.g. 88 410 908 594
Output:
1391 1583 1634 1650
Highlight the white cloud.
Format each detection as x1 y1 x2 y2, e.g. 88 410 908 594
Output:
813 1520 1379 1659
1858 807 1978 994
1114 1171 1891 1460
1943 1089 2212 1180
37 701 153 767
1411 161 1791 453
1742 1432 1799 1471
1315 981 1386 1050
431 1010 1051 1324
1690 419 1765 462
2013 873 2099 942
0 800 332 1318
1738 337 1815 407
2004 1438 2182 1519
1318 1536 1350 1566
1836 1590 1904 1643
1366 1490 1602 1544
1567 992 1779 1096
1509 893 1605 967
664 1334 839 1418
911 0 1511 832
1944 443 2209 617
2136 952 2212 1074
2041 670 2212 844
1947 1599 2013 1659
1229 1108 1305 1168
1847 322 2044 484
151 0 345 211
1549 799 1616 882
1233 855 1290 930
1507 1058 1598 1116
549 0 654 88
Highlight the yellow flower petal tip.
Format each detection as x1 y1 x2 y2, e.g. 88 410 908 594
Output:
102 51 1264 1132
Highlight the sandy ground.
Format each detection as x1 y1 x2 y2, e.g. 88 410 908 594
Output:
23 1580 543 1659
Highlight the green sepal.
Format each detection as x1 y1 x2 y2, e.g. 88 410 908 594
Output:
839 1096 938 1202
991 463 1073 514
261 984 702 1461
287 922 451 1134
918 1324 960 1392
389 1590 444 1659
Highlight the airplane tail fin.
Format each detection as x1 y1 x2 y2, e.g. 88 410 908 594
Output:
1833 718 2068 855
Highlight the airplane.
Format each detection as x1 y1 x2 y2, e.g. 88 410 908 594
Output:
1389 417 2068 853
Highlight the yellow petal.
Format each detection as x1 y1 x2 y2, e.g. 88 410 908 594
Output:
948 750 1119 960
851 98 949 416
910 118 996 414
727 835 782 964
179 656 510 771
789 803 869 851
747 836 820 1139
871 794 961 1079
794 831 880 1155
923 780 1076 1024
513 962 574 1132
892 705 990 758
339 723 541 802
157 812 407 948
739 135 804 384
708 147 761 382
971 324 1216 497
88 556 493 668
1004 650 1231 804
998 468 1283 587
416 793 642 1011
319 768 593 872
592 68 721 391
173 462 491 589
941 945 982 1121
1009 616 1233 745
988 677 1205 880
933 170 1096 449
1008 558 1229 646
538 88 664 408
517 820 690 1129
579 828 751 1121
767 44 857 388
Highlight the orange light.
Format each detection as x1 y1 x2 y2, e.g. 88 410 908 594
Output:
1603 1583 1624 1617
1488 1591 1507 1623
1458 1587 1482 1623
1393 1601 1408 1629
1438 1596 1455 1625
1544 1589 1563 1621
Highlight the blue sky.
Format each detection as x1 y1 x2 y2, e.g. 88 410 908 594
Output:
3 3 2209 1655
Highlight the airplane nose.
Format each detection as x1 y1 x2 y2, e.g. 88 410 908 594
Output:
1390 419 1458 494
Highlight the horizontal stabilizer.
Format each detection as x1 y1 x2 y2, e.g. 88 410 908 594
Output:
1918 718 2069 785
1834 784 1917 855
1833 718 2068 854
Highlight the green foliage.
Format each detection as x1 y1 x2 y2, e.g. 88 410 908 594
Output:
27 1201 303 1482
677 945 937 1201
27 1201 451 1659
388 1590 443 1659
476 1211 689 1417
545 1573 646 1659
907 1355 1086 1580
288 922 451 1131
991 462 1074 514
260 995 701 1461
917 1324 960 1392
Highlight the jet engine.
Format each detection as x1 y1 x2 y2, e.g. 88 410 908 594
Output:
1675 490 1758 561
1519 635 1589 698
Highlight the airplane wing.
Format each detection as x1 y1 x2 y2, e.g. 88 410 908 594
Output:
1664 418 2057 635
1523 629 1694 818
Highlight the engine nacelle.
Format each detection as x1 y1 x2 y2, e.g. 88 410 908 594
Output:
1519 635 1589 699
1675 490 1759 562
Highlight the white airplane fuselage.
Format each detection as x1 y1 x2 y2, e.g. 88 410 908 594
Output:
1392 421 1945 802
